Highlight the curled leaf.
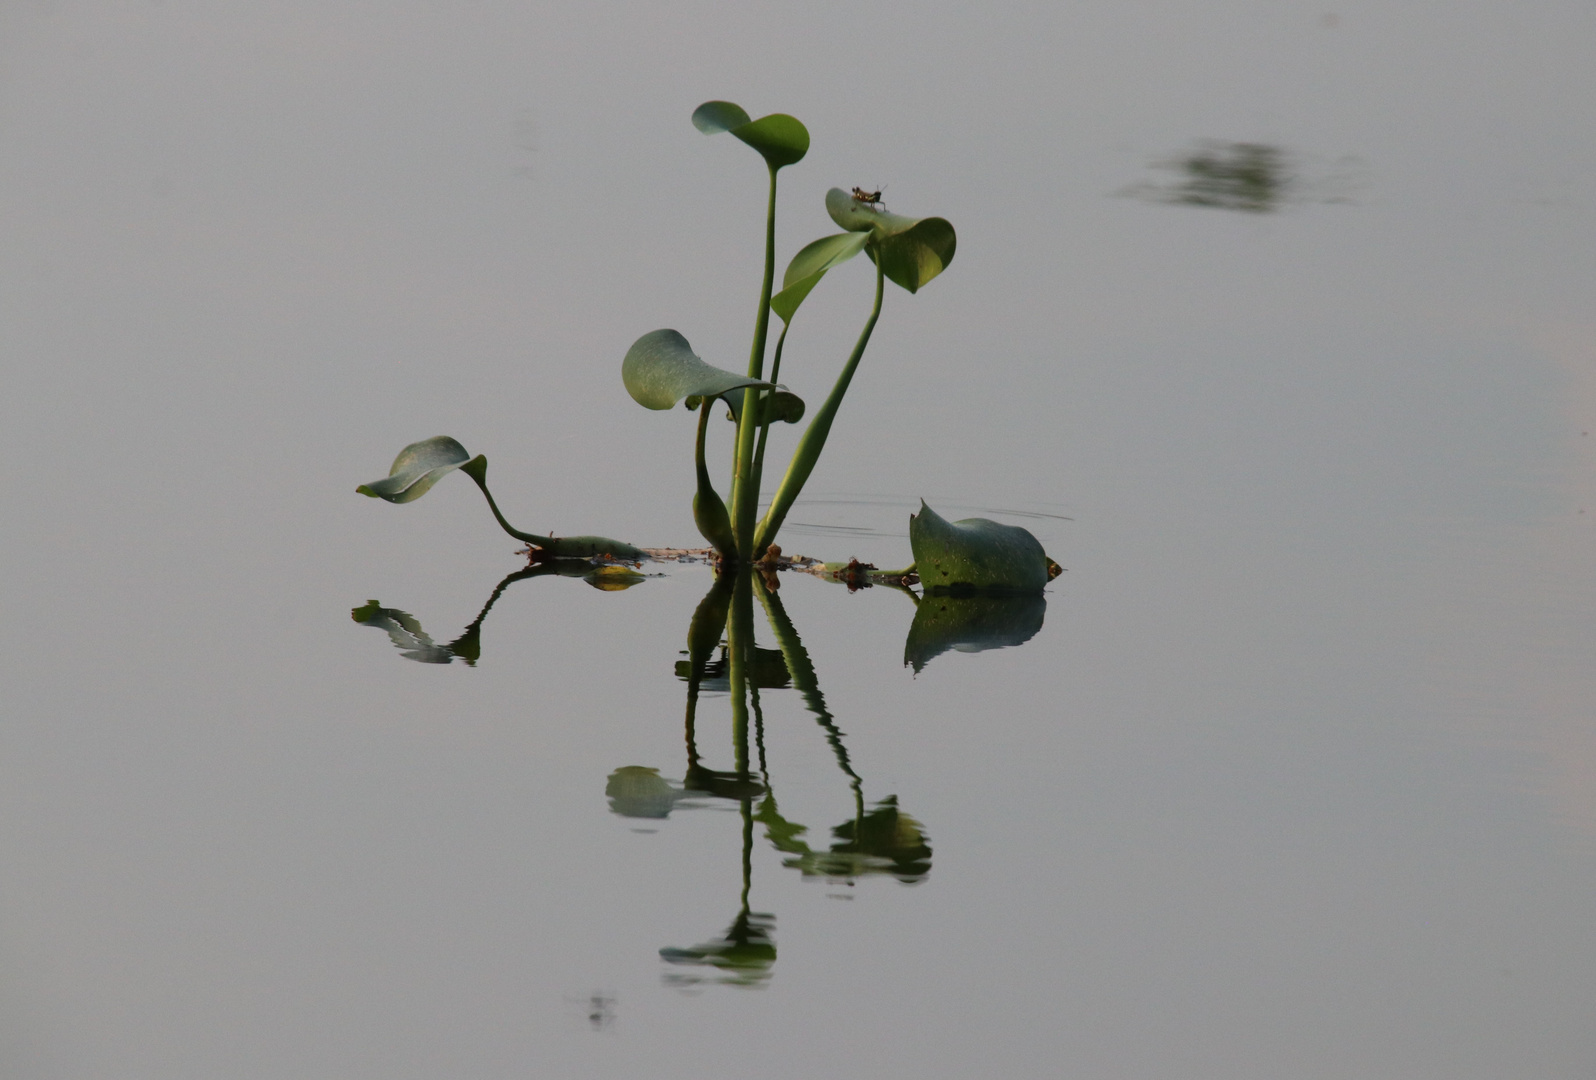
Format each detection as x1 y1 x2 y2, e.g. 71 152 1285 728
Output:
770 231 870 323
712 388 806 425
356 436 475 503
909 501 1053 593
623 329 773 411
823 188 956 294
692 100 809 169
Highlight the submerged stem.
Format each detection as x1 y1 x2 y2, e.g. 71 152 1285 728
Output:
752 257 886 557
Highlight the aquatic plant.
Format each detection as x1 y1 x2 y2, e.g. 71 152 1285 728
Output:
359 101 1059 593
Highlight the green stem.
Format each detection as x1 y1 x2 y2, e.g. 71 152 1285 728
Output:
729 164 781 560
750 323 789 499
460 455 646 560
752 256 885 557
693 400 736 557
460 456 552 546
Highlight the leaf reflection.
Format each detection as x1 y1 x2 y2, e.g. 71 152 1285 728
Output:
903 592 1047 674
353 558 1058 984
350 560 647 666
1125 140 1294 213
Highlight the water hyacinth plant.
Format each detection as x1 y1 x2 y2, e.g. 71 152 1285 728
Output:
360 100 1060 593
622 101 956 564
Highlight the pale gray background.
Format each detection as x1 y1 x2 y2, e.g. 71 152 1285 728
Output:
2 1 1594 1077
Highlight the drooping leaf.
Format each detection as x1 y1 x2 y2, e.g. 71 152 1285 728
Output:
356 436 474 503
873 217 956 294
770 231 870 323
909 501 1053 593
692 100 809 169
714 388 806 425
823 187 956 294
903 592 1047 673
623 329 772 411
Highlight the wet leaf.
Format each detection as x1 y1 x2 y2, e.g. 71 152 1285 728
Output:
903 592 1047 673
909 501 1053 593
356 436 475 503
623 329 773 411
823 188 956 294
692 100 809 169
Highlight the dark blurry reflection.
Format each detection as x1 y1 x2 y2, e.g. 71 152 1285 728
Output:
904 592 1047 673
351 560 644 665
355 560 1063 985
1125 140 1293 213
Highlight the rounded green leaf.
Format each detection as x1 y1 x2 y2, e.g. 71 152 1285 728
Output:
825 186 921 234
909 501 1052 593
823 188 957 294
356 436 473 503
691 100 751 134
873 217 956 293
770 231 869 323
692 100 809 169
623 329 772 411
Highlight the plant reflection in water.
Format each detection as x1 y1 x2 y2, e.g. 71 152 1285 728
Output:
353 561 1051 986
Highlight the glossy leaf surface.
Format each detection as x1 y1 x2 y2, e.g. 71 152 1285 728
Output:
691 100 809 169
623 329 772 411
824 188 956 294
356 436 472 503
909 501 1053 593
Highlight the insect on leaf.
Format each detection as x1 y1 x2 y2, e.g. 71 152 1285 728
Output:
823 188 957 294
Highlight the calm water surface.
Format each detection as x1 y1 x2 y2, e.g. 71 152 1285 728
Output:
3 2 1594 1077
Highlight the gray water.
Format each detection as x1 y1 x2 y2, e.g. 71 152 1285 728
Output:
3 2 1595 1076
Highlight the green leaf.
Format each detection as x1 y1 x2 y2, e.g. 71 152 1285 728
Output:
909 501 1053 593
623 329 773 411
356 436 473 503
690 100 752 133
770 231 870 323
823 188 956 294
692 100 809 169
903 592 1047 673
716 388 806 425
